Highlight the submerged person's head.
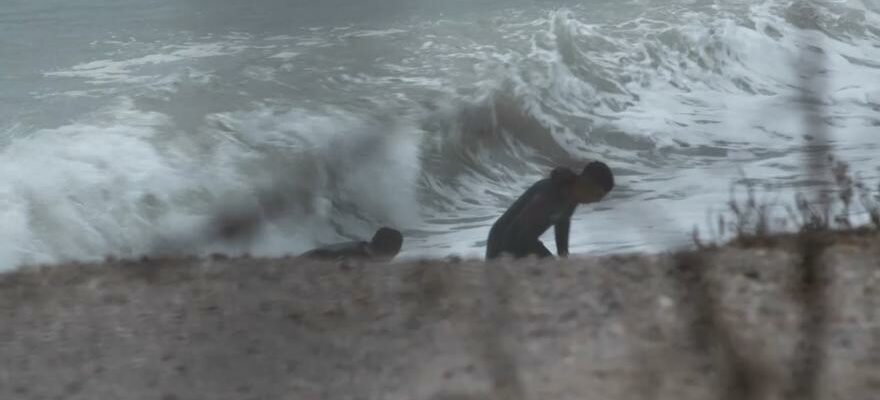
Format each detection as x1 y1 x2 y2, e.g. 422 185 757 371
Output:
369 227 404 261
569 161 614 204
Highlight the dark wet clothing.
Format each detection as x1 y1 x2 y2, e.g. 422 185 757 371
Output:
301 241 373 261
486 177 577 260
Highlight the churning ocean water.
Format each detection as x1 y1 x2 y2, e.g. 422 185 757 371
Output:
1 0 879 269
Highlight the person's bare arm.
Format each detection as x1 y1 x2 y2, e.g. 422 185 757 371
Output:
554 217 570 257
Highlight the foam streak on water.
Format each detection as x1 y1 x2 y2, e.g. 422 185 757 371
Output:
1 0 879 269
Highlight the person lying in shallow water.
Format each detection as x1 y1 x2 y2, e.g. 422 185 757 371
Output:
485 161 614 260
300 227 404 262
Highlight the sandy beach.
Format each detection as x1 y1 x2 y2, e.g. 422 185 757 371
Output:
2 233 878 400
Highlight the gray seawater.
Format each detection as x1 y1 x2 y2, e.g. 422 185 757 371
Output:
1 0 879 268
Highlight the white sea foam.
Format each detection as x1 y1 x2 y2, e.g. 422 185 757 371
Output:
5 1 880 268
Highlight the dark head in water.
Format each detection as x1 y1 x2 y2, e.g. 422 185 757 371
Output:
368 227 404 261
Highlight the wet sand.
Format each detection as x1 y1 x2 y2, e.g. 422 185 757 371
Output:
1 233 878 400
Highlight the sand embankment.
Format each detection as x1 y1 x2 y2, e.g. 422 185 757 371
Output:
1 235 878 399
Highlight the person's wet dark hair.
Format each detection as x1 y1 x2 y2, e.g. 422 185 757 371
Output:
580 161 614 193
370 227 403 256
